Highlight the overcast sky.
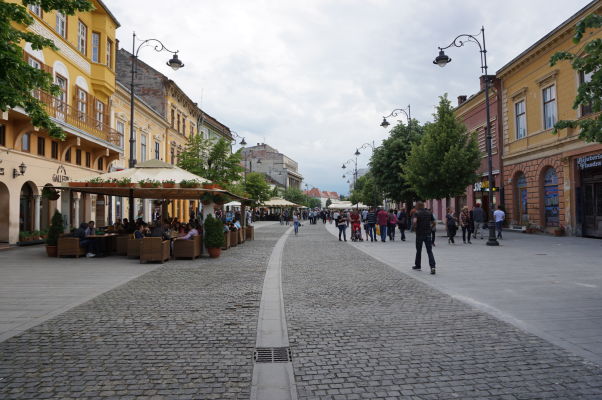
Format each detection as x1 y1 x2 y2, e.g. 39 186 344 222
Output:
104 0 591 195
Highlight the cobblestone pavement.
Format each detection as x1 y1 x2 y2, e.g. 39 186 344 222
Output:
282 224 602 399
0 224 287 400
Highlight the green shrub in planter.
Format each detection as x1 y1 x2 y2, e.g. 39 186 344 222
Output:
46 210 64 246
204 214 225 248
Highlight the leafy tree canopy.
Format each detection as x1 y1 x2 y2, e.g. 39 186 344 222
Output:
550 13 602 143
350 172 383 207
0 0 93 140
178 136 243 185
243 172 271 207
404 94 481 200
325 198 332 208
370 119 423 203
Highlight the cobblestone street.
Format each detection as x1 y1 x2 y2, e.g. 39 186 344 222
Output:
1 222 601 399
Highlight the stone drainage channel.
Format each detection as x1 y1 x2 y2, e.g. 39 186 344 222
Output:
250 227 298 400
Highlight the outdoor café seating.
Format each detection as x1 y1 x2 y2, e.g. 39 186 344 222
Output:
140 237 170 264
222 231 230 250
115 235 130 256
127 237 141 258
173 235 202 259
229 230 238 247
57 236 86 258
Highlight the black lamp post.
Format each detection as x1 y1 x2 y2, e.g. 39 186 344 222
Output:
231 131 247 146
342 157 358 207
434 26 499 246
129 32 184 169
355 141 375 156
380 105 411 129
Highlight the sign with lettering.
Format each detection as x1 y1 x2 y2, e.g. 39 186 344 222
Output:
52 165 70 183
577 153 602 170
473 180 498 192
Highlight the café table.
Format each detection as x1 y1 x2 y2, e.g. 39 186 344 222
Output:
87 233 118 257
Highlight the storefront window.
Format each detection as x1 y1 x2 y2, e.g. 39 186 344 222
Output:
515 173 528 224
543 168 559 227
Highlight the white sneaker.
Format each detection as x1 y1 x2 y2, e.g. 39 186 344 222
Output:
86 253 96 258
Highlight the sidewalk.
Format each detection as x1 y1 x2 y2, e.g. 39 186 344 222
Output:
325 222 602 365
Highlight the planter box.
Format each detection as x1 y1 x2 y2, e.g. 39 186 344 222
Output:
102 183 117 187
202 183 222 189
140 183 158 188
88 182 103 187
69 182 87 187
245 226 254 240
117 183 135 188
162 183 176 188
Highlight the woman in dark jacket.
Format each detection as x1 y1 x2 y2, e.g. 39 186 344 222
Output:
446 208 457 244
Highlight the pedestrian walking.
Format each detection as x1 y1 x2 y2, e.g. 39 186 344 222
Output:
472 203 485 239
412 201 437 275
460 206 472 244
388 210 398 241
337 212 348 241
494 205 505 239
366 208 377 242
377 208 388 242
427 208 436 247
446 208 457 244
293 212 300 235
397 209 407 241
408 205 417 232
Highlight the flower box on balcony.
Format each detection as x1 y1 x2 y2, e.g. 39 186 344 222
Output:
69 182 88 187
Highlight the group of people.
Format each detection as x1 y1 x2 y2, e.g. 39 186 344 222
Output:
444 204 505 244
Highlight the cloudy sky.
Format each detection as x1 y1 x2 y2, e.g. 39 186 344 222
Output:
104 0 591 195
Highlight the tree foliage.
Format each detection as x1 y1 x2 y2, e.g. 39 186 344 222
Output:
370 120 423 204
283 187 320 208
178 136 243 185
325 198 332 208
0 0 94 140
550 13 602 143
404 95 481 200
243 172 271 207
350 172 383 207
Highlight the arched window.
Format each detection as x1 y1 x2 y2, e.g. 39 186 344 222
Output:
515 173 528 224
543 168 559 227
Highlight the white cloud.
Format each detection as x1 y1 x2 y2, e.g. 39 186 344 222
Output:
104 0 592 194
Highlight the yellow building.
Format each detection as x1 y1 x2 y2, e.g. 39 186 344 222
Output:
0 1 121 244
498 0 602 237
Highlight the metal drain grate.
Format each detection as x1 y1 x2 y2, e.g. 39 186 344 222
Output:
254 347 292 363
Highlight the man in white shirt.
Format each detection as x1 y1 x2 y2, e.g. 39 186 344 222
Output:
493 205 505 239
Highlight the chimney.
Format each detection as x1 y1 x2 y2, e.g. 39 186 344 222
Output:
457 95 467 106
480 75 496 90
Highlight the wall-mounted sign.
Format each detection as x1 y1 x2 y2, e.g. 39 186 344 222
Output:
473 180 498 192
52 165 70 183
577 153 602 170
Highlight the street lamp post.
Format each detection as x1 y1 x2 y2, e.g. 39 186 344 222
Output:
355 141 375 156
380 105 411 130
129 32 184 169
434 26 499 246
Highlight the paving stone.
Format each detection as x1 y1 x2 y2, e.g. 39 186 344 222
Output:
282 225 602 399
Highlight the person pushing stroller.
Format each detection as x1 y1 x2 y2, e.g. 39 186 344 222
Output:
350 210 363 242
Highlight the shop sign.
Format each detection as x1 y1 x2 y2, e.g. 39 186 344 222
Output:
473 180 498 192
577 153 602 170
52 165 70 183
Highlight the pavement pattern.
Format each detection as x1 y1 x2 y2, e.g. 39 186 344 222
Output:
0 224 285 400
282 224 602 400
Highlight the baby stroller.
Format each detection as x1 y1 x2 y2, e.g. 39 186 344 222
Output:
351 221 363 242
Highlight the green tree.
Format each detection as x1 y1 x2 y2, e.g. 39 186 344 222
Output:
1 0 93 141
352 172 383 207
306 197 321 209
283 187 305 205
404 95 481 200
243 172 271 206
370 120 422 204
349 174 367 205
325 198 332 208
550 14 602 142
270 185 280 197
178 136 243 184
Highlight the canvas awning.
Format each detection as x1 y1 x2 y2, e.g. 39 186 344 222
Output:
261 197 302 207
81 159 210 184
328 201 353 210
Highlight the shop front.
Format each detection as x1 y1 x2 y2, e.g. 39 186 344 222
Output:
468 174 501 219
577 153 602 238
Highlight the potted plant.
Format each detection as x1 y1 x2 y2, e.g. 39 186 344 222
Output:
162 179 176 188
46 210 63 257
180 179 201 188
204 214 225 258
139 178 161 188
213 194 227 205
200 192 214 205
102 178 117 187
31 230 41 240
42 186 60 201
88 177 104 187
202 182 222 190
19 231 29 243
116 177 134 187
69 181 88 187
553 225 565 236
39 229 49 240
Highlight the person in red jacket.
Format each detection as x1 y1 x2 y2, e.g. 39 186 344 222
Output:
376 208 389 242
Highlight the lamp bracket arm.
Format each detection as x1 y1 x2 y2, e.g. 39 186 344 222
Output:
134 37 179 57
438 31 483 53
384 108 410 121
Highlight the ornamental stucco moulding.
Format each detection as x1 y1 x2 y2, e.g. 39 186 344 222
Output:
30 19 91 75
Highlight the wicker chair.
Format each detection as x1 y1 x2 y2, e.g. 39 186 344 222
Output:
222 231 230 250
229 230 237 247
173 235 202 259
140 237 170 264
246 226 254 240
127 237 141 258
115 235 130 255
57 237 86 258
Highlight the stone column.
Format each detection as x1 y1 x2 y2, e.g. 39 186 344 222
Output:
201 201 214 255
73 193 81 228
33 195 41 232
60 189 70 232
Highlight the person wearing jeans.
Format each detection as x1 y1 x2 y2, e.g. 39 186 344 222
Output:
494 205 505 239
412 202 437 274
337 213 348 241
366 208 377 242
376 208 388 242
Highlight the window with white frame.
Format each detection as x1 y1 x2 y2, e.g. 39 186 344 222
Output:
77 87 87 120
56 12 66 38
29 5 42 17
78 20 87 55
515 100 526 139
91 32 100 62
116 120 125 148
106 39 113 68
95 99 104 128
140 134 147 162
542 85 556 130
